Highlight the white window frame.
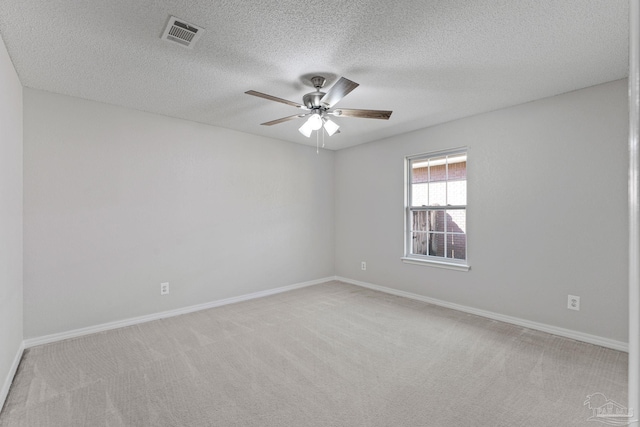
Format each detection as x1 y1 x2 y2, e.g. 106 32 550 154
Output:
402 147 470 271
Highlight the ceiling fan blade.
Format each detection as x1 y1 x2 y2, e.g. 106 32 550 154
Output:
320 77 359 108
245 90 304 108
332 108 393 120
261 114 306 126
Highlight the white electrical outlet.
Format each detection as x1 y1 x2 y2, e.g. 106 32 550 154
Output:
361 261 366 271
568 295 580 311
161 282 169 295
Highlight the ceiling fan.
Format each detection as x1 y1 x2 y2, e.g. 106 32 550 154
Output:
245 76 392 138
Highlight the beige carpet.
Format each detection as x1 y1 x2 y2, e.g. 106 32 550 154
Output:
0 281 628 426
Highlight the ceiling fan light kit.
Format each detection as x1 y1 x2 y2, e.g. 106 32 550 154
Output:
245 75 392 144
298 111 333 137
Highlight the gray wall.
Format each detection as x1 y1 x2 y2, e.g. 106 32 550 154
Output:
19 79 631 344
23 89 335 339
335 80 629 342
0 34 23 397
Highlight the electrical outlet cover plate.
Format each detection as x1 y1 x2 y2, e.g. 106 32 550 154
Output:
161 282 169 295
568 295 580 311
361 262 366 270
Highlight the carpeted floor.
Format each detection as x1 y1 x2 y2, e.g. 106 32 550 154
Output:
0 281 628 426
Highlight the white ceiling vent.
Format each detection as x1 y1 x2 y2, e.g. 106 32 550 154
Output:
161 16 204 48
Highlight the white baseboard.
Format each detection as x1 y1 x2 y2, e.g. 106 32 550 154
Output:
1 341 24 412
24 276 334 349
23 274 627 353
337 276 628 352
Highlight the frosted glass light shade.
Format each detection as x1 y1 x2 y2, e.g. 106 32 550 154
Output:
308 114 323 130
323 118 339 136
299 119 313 137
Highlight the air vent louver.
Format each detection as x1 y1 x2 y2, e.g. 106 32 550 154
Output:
161 16 203 48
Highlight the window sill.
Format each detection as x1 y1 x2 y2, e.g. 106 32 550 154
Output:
401 257 470 272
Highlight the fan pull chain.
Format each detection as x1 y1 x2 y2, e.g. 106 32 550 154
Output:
316 130 319 154
322 128 325 148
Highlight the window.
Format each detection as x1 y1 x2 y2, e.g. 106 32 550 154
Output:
403 148 469 270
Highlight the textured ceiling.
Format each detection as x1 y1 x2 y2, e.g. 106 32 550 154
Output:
0 0 629 150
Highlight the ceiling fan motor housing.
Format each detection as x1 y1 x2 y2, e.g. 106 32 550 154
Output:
303 91 327 109
302 75 330 109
